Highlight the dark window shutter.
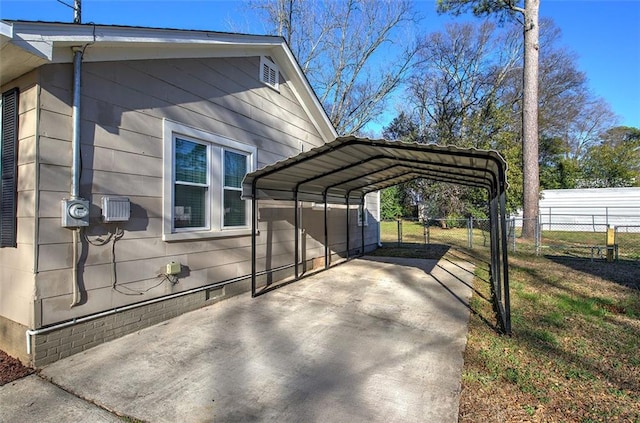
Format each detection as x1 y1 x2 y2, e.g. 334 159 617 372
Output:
1 88 19 248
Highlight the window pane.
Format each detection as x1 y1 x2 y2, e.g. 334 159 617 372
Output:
175 138 207 184
174 184 207 228
224 189 245 227
224 150 246 188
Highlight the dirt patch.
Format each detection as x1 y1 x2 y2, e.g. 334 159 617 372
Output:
0 350 34 386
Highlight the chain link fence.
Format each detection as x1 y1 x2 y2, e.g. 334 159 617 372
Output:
381 218 496 251
535 211 640 262
614 226 640 261
382 215 640 264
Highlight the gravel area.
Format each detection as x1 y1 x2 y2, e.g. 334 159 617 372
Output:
0 350 33 385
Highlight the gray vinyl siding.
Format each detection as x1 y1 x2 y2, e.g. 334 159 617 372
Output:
33 57 333 326
0 71 38 351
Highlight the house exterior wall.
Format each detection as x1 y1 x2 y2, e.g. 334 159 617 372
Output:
4 56 378 366
33 56 329 324
0 71 39 362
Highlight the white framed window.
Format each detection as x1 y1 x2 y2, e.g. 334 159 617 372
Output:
223 149 248 227
260 56 279 90
163 120 257 241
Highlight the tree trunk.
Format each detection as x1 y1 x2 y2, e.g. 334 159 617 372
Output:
521 0 540 239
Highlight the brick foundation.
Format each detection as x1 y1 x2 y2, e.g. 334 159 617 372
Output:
28 278 252 367
5 251 376 368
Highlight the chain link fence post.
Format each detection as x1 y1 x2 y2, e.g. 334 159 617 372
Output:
535 215 541 256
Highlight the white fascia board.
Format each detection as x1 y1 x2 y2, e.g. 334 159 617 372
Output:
0 21 13 39
9 21 285 63
9 21 282 47
1 21 53 60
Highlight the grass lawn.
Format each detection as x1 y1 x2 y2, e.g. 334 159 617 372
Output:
382 219 640 259
378 222 640 422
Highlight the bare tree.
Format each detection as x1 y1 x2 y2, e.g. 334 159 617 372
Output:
254 0 421 134
405 17 617 218
405 21 520 220
409 21 520 147
438 0 540 238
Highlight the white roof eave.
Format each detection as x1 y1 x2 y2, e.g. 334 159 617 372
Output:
0 20 13 40
0 21 338 141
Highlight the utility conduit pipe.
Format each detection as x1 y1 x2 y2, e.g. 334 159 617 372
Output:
27 277 238 355
70 47 83 308
25 263 294 355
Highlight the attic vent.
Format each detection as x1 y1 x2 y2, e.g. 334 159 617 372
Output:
260 56 279 90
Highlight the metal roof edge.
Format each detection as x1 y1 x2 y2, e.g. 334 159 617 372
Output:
247 136 508 180
243 136 509 201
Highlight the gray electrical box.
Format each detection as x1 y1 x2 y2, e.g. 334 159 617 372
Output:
101 196 130 222
61 198 90 228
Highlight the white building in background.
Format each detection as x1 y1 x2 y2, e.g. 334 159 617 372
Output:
538 187 640 231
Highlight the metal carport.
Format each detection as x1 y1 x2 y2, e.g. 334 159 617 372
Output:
242 136 511 334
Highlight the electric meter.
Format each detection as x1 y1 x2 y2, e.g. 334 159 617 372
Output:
69 203 89 219
61 198 90 227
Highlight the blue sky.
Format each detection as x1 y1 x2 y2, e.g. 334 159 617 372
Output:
1 0 638 131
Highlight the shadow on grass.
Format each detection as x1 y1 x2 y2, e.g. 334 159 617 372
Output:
447 247 492 285
513 319 640 399
545 255 640 290
375 242 451 260
503 255 640 398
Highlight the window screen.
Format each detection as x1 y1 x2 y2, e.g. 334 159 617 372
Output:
223 150 247 227
174 138 208 229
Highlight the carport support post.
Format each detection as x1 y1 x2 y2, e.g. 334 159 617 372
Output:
323 191 329 269
251 184 258 297
499 191 511 334
345 195 350 260
360 195 365 255
489 192 501 302
294 191 299 279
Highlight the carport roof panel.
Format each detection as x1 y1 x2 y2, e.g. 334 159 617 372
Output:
243 136 507 203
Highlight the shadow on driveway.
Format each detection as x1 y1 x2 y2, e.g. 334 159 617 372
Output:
32 256 474 423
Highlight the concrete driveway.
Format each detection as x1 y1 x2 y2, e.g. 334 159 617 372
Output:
2 256 474 423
